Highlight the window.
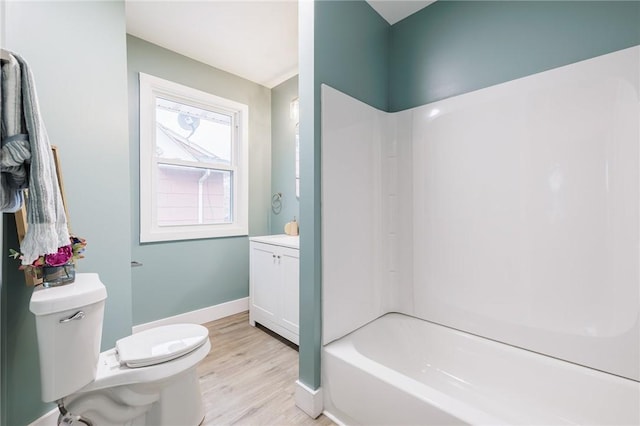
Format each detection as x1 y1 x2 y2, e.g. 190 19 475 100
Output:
139 73 248 242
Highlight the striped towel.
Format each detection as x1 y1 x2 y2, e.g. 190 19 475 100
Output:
1 53 28 211
1 50 70 264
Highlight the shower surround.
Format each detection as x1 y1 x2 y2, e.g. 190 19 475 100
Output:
321 46 639 424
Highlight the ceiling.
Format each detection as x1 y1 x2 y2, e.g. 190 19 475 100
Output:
367 0 435 25
125 1 434 89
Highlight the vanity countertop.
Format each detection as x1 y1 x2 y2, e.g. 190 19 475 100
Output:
250 234 299 250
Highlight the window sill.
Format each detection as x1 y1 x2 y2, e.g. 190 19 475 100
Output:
140 224 248 243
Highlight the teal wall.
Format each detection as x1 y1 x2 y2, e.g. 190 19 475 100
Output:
315 0 389 111
298 0 389 390
300 0 640 393
298 0 319 391
389 0 640 111
127 36 272 325
1 2 131 425
270 75 299 235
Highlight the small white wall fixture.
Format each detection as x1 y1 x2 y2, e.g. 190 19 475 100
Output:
321 46 640 381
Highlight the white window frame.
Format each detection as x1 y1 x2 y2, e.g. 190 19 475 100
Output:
139 73 249 242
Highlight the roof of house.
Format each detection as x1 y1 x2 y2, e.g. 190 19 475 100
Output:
155 123 224 164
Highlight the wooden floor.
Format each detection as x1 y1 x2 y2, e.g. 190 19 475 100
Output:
197 312 335 426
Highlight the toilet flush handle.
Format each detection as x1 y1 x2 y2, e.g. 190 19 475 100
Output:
59 311 85 323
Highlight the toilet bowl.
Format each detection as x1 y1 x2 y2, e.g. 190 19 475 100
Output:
29 273 211 425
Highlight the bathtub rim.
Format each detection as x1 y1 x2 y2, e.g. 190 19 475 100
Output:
322 312 640 426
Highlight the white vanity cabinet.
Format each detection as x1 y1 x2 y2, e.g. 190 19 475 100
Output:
249 235 299 345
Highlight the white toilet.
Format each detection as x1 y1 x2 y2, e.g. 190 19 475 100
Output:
29 273 211 425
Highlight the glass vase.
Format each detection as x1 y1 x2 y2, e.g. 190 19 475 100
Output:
42 262 76 288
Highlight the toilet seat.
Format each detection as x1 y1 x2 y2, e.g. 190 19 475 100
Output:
75 334 211 395
116 324 209 367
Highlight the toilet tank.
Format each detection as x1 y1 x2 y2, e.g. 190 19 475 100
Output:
29 273 107 402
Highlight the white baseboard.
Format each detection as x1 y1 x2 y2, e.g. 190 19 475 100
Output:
322 410 346 426
28 407 57 426
132 297 249 333
295 380 324 419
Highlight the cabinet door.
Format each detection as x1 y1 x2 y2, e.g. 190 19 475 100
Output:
280 247 300 334
250 243 279 321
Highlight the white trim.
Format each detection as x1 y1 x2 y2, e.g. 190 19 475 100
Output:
28 408 57 426
295 380 324 419
138 72 249 243
322 410 346 426
132 297 249 334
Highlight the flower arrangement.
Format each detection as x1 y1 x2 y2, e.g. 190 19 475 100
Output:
9 235 87 280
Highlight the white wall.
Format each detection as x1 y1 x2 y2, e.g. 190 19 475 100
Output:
322 46 639 381
411 46 639 381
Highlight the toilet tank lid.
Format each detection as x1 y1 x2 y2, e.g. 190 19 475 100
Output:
116 324 210 368
30 273 107 315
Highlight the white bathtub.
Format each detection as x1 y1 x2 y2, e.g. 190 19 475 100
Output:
323 313 640 425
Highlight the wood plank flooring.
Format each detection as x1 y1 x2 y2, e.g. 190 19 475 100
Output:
197 312 335 426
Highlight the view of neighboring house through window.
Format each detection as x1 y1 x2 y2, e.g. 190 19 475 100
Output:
155 98 232 226
139 73 249 242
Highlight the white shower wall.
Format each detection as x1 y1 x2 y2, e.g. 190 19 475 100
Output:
322 86 416 345
411 46 639 381
321 46 639 381
321 87 387 344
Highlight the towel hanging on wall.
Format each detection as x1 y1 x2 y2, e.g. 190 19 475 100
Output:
0 49 28 211
0 48 70 264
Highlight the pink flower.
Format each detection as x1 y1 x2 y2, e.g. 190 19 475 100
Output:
44 245 73 267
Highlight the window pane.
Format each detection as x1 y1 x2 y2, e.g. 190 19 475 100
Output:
156 164 232 226
155 97 232 165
